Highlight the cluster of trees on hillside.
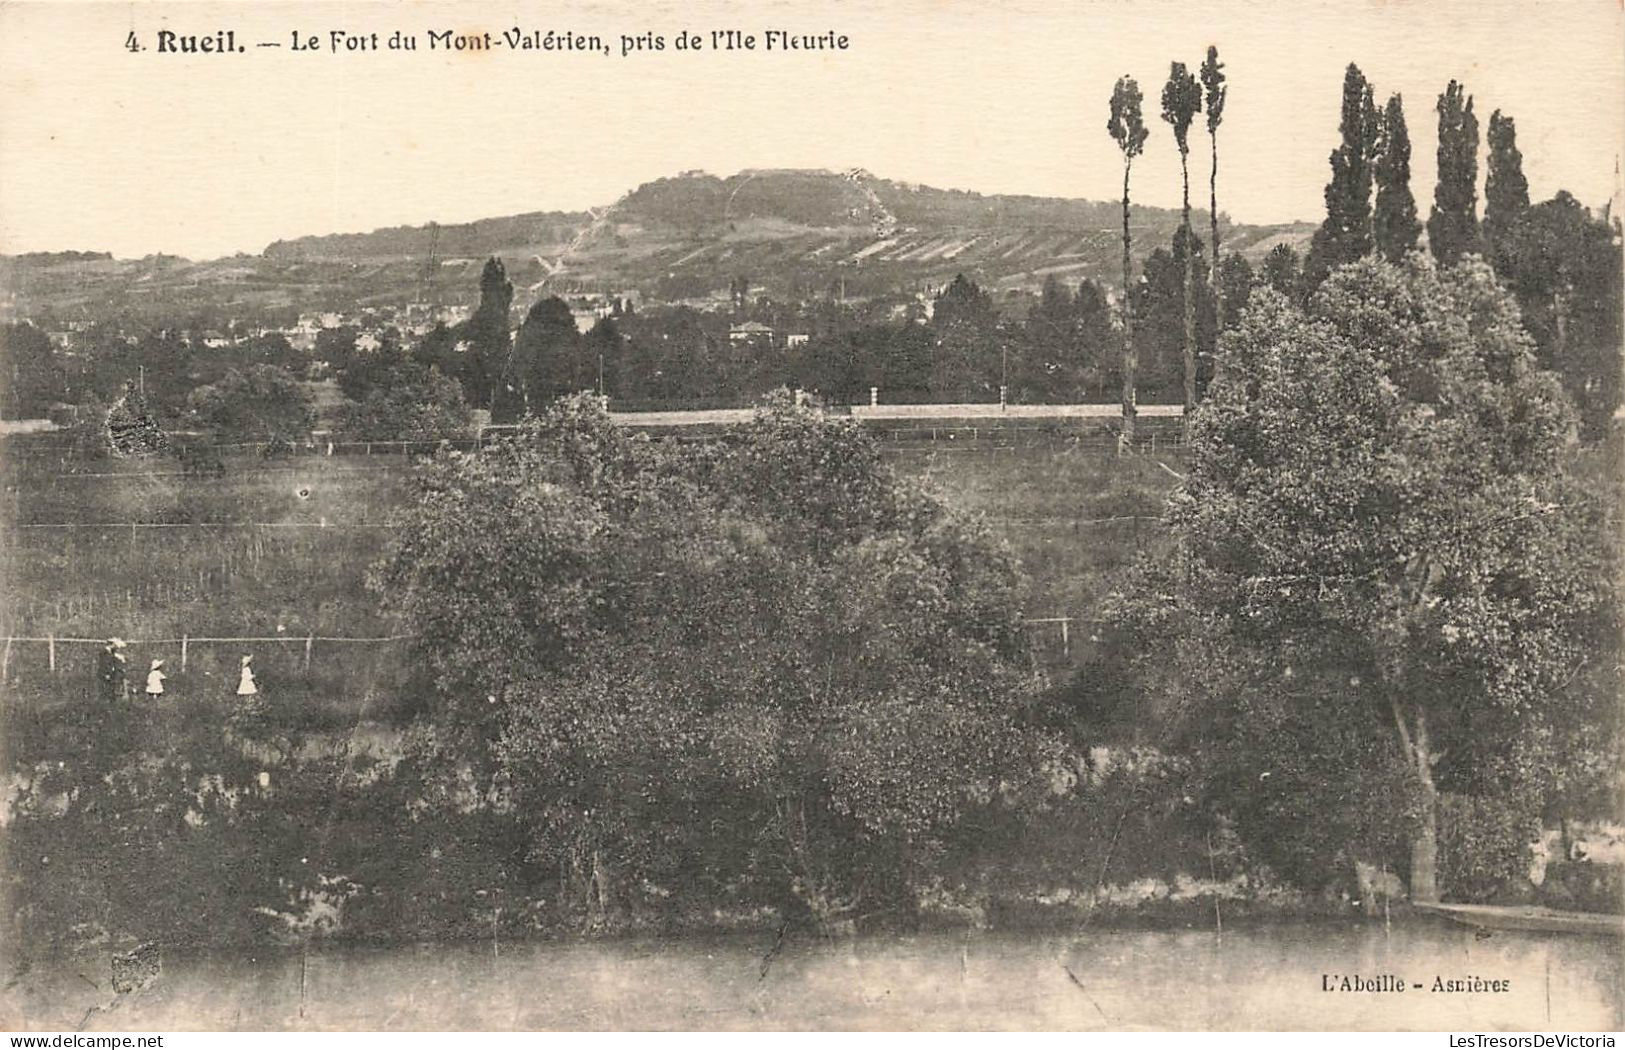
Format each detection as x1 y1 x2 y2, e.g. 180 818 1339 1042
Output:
1 309 476 448
1244 65 1622 437
1105 57 1622 441
0 323 305 423
360 258 1139 415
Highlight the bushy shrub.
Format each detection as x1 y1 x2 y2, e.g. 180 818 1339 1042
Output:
1437 793 1542 902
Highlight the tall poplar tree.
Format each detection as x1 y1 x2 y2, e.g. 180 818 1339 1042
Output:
1161 61 1203 415
1108 75 1150 446
1201 47 1228 328
1483 110 1530 267
1427 80 1482 265
466 256 515 410
1373 94 1421 261
1305 64 1378 290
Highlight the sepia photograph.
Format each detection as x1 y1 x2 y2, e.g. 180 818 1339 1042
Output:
0 0 1621 1035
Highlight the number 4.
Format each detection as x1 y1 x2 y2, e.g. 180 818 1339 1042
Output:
125 31 141 52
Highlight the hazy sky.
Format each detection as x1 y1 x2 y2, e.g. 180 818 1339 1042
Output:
1 0 1621 259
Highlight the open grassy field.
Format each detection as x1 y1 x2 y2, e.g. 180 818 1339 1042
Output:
0 436 1182 726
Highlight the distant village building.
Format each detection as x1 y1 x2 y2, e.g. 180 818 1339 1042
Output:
562 293 634 334
729 321 774 348
784 333 810 348
288 318 322 352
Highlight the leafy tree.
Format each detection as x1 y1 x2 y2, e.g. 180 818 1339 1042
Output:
1108 75 1151 443
1162 61 1203 413
336 362 470 441
868 321 934 404
1483 110 1530 266
1217 254 1254 333
1200 47 1228 327
188 365 315 443
1133 227 1217 401
412 321 461 378
1428 80 1482 265
1305 64 1379 290
105 380 168 456
315 326 361 378
582 316 619 397
512 296 585 412
331 333 401 403
251 331 305 373
1496 192 1624 438
930 275 1001 400
614 305 722 402
1117 256 1612 901
1023 276 1091 399
374 393 1047 924
126 329 195 422
1072 278 1121 393
932 273 994 329
0 322 65 418
1260 244 1303 301
1032 274 1076 335
1373 94 1421 262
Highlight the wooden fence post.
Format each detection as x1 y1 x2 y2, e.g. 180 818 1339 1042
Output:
1061 618 1071 659
304 634 314 670
48 633 56 673
180 634 188 672
1 635 11 682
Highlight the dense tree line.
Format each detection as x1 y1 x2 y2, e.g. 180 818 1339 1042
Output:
1254 65 1622 435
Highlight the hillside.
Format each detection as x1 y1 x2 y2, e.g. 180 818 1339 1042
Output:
1 168 1314 321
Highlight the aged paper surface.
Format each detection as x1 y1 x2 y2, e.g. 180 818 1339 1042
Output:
0 0 1621 1034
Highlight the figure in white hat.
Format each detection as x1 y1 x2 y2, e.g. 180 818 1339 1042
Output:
145 658 166 698
236 654 258 697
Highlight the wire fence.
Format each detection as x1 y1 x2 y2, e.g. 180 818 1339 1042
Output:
0 632 412 676
7 526 396 536
0 614 1092 683
2 408 1189 462
3 515 1157 533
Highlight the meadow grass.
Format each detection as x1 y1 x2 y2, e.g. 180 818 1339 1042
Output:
1 441 1181 719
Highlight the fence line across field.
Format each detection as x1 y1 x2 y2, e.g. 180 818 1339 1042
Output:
7 417 1187 464
8 521 395 530
5 514 1159 532
0 616 1086 676
0 631 414 678
3 635 417 644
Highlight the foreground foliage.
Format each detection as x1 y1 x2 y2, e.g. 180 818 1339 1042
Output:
374 392 1052 925
1103 254 1620 900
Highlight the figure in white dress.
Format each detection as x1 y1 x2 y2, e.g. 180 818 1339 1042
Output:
236 654 258 696
144 658 166 698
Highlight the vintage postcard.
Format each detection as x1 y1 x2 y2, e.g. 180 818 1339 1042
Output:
0 0 1620 1035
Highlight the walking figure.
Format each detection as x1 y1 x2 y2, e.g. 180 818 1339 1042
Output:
97 639 128 703
236 655 258 697
145 658 166 699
